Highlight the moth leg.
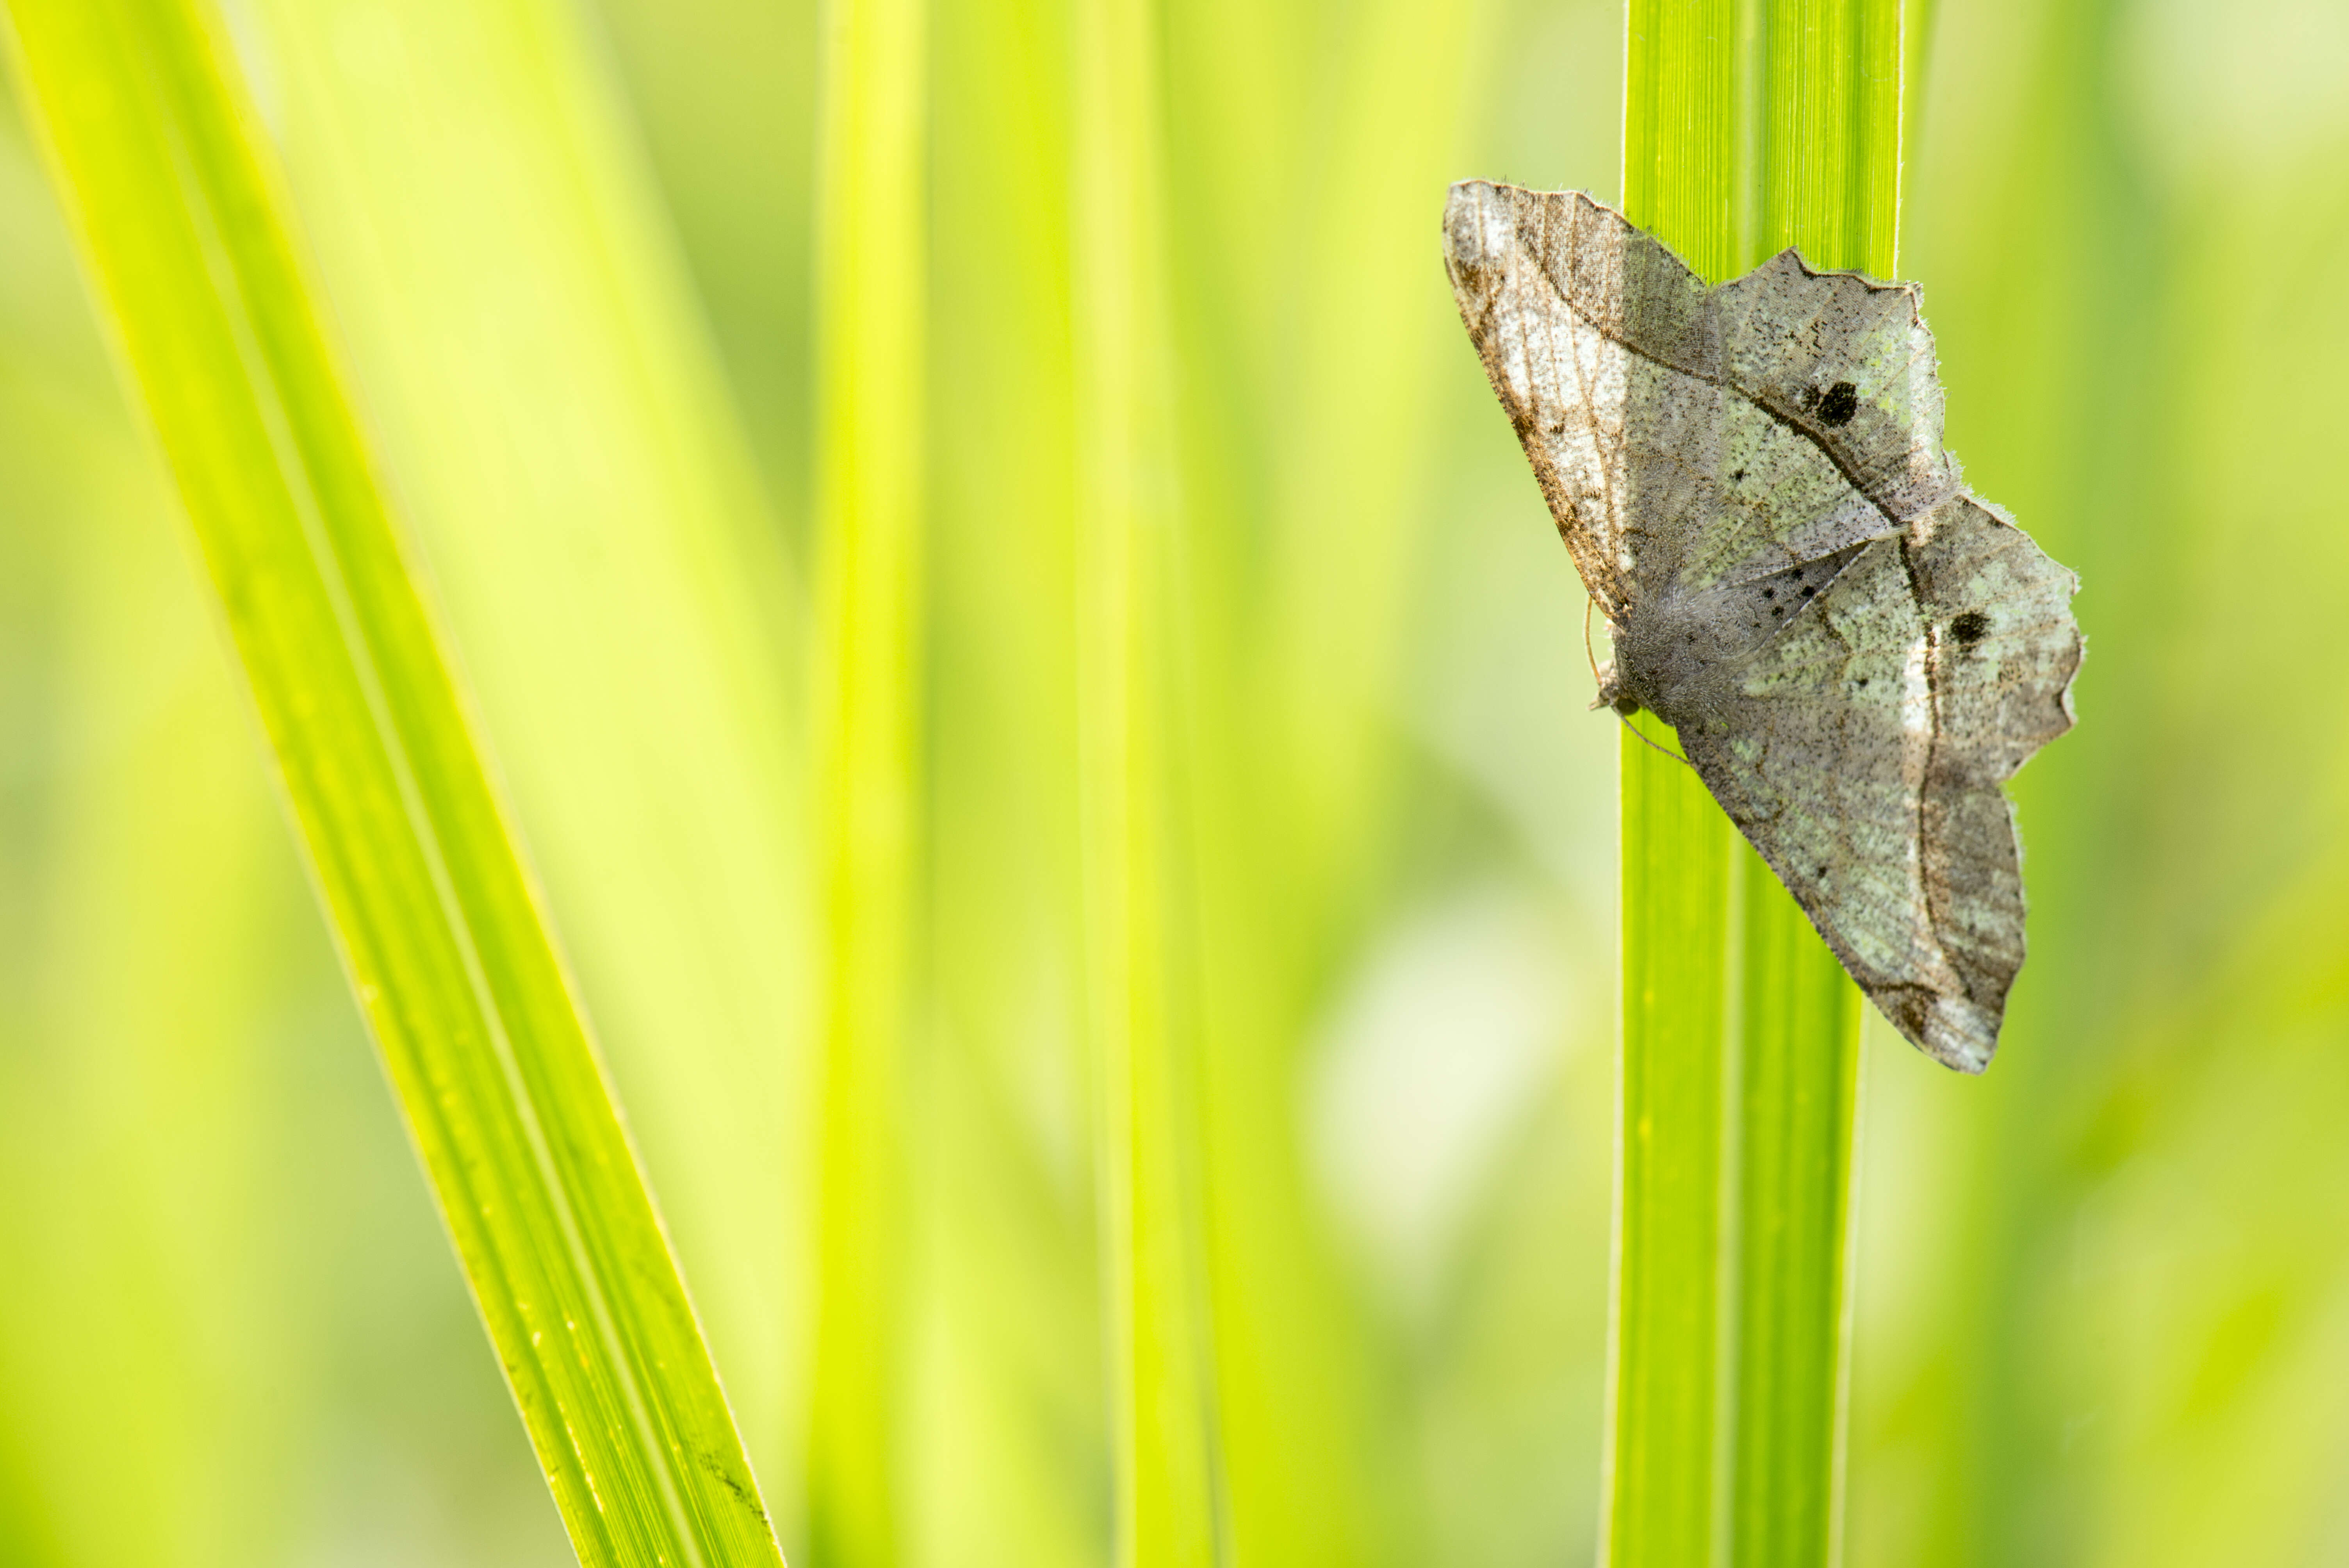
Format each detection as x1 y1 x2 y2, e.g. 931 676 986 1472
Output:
1615 711 1695 770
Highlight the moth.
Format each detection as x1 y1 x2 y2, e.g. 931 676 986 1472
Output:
1442 181 2082 1071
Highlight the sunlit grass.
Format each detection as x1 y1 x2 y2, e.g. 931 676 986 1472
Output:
1610 711 1731 1568
1609 8 1743 1564
923 0 1101 1561
0 1 783 1562
243 1 812 1513
1613 0 1900 1561
1733 9 1901 1563
8 0 2349 1564
1073 0 1223 1562
807 0 927 1558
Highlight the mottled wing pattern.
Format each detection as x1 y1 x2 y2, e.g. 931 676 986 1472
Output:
1444 180 2082 1070
1688 255 1958 588
1442 182 1957 610
1900 497 2083 1057
1675 499 2080 1070
1442 181 1707 618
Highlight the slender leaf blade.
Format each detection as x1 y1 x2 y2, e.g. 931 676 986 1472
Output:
807 0 927 1557
1609 715 1732 1568
1732 852 1864 1568
1609 4 1743 1561
1731 5 1902 1563
1074 0 1223 1561
0 2 786 1562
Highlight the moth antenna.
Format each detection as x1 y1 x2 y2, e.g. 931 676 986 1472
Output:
1615 710 1695 772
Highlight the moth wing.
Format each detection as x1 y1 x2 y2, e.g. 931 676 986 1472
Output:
1900 495 2082 1051
1443 182 1715 619
1905 495 2082 776
1675 501 2080 1070
1662 257 1962 597
1717 254 1958 506
1445 183 1954 618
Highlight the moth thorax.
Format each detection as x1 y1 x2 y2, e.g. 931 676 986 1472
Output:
1610 595 1745 724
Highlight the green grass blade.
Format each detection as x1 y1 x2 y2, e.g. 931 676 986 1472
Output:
807 0 926 1558
1616 4 1900 1562
0 2 786 1563
1610 713 1733 1568
1622 0 1749 283
1610 5 1744 1563
240 0 812 1513
1731 7 1900 1564
1178 5 1486 1561
1731 859 1864 1568
1754 0 1903 276
923 0 1103 1559
1074 0 1221 1561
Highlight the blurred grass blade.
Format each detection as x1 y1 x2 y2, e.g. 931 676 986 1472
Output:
1074 0 1222 1561
924 0 1103 1555
1608 3 1743 1561
241 0 813 1511
807 0 925 1557
1732 5 1900 1563
1187 4 1487 1562
0 2 786 1563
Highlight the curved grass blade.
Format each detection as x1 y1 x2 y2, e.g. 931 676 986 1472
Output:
240 0 812 1505
0 2 787 1562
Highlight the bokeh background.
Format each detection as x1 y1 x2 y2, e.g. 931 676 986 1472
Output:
3 0 2347 1563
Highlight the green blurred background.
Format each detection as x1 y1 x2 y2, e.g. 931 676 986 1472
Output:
3 0 2346 1563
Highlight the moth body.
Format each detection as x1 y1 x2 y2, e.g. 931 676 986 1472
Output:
1607 543 1874 727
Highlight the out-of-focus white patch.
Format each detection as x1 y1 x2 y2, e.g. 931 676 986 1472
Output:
215 0 286 143
1306 886 1570 1312
2123 0 2349 176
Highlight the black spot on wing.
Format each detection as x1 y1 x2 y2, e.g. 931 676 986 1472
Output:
1950 609 1989 649
1819 381 1860 427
